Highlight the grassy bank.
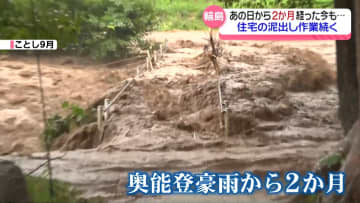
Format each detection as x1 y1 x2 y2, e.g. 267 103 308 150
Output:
26 176 79 203
155 0 223 31
26 176 105 203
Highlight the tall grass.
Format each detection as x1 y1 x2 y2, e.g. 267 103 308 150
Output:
26 176 105 203
313 0 333 8
26 176 78 203
154 0 223 31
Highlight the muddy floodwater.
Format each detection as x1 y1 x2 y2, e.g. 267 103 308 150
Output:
0 31 341 202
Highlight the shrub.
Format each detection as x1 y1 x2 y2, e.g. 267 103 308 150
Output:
43 102 95 145
78 0 158 59
0 0 157 59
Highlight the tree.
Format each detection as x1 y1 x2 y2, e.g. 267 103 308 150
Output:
289 1 360 202
335 0 359 135
326 0 360 202
0 0 157 60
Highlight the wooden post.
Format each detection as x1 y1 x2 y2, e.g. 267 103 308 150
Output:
160 44 163 58
147 50 153 71
149 57 153 71
100 79 133 144
164 39 168 53
218 79 223 113
103 79 133 113
224 101 230 140
147 50 151 59
146 57 149 72
154 51 157 66
218 78 225 129
97 105 102 131
209 28 220 75
97 105 104 144
104 98 110 121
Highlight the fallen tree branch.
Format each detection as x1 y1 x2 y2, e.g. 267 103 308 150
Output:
103 78 134 113
26 152 68 176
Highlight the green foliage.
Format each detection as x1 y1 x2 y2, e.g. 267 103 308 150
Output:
319 152 344 168
1 0 335 53
26 176 105 203
140 39 163 55
286 0 314 8
153 0 333 31
0 0 157 59
154 0 223 31
78 0 158 59
43 114 70 144
61 101 94 126
304 194 319 203
220 0 333 8
43 102 95 144
231 0 283 8
26 176 78 203
313 0 334 8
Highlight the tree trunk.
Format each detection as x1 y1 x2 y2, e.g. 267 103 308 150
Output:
342 1 360 201
335 0 359 134
340 120 360 203
330 1 360 202
356 0 360 111
288 2 360 203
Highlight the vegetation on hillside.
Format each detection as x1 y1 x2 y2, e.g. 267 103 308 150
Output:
155 0 221 31
0 0 157 59
0 0 333 59
157 0 333 31
220 0 333 8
